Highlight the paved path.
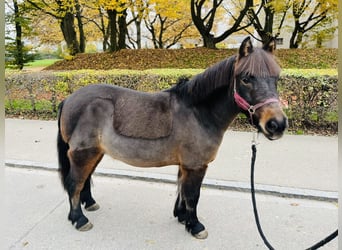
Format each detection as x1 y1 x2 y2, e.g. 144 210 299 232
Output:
3 167 338 250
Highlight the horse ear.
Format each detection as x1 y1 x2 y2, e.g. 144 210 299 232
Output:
263 37 276 54
239 37 253 58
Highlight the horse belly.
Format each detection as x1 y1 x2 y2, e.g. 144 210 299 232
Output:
101 133 178 168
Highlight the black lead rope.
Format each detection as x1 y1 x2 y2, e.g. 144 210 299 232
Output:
250 143 338 250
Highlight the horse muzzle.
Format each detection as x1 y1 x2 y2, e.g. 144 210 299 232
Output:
256 103 288 140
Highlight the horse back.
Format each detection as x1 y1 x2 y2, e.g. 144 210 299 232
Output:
59 84 173 142
113 88 172 139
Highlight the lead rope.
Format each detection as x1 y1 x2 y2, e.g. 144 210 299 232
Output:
250 133 338 249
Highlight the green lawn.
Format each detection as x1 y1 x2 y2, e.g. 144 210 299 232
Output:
25 59 61 68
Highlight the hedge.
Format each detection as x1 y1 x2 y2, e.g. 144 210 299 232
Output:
5 69 337 134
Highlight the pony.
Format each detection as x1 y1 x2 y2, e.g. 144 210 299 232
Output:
57 37 287 239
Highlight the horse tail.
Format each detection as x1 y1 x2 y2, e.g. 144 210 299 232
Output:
57 100 70 191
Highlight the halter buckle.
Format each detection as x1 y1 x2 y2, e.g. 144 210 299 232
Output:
248 106 256 114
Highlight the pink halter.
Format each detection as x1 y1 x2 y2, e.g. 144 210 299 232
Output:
233 79 279 125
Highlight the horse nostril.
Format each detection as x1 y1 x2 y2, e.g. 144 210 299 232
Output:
265 119 279 133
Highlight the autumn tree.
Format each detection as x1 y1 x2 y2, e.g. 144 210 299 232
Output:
246 0 291 45
289 0 337 48
27 11 64 46
191 0 253 48
144 0 195 49
127 0 148 49
98 0 129 52
27 0 86 55
308 18 337 48
5 0 35 69
78 0 111 51
74 0 85 52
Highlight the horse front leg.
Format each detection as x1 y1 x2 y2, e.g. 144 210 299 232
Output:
173 169 186 223
174 164 208 239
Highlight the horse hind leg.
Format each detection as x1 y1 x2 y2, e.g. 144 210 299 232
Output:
80 154 103 211
174 164 208 239
80 175 99 212
66 147 103 231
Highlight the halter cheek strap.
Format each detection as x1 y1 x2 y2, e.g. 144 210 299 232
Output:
233 79 279 126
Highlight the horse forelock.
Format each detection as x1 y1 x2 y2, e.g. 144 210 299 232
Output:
235 48 281 78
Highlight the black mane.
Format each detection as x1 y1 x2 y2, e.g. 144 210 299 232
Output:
168 56 236 105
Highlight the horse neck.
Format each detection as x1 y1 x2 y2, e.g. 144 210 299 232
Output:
193 83 240 134
190 58 240 133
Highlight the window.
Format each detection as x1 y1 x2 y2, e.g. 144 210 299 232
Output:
276 38 283 45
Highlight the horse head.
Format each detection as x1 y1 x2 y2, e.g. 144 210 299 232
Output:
234 37 288 140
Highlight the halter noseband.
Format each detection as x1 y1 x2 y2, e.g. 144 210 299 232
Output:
233 78 279 126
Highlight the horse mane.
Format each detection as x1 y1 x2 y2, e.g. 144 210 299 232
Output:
169 56 236 105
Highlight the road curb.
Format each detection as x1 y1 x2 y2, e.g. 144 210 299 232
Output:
5 159 337 202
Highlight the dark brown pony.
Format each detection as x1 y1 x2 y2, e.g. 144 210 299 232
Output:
57 37 287 239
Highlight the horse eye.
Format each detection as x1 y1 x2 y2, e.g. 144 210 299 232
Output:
240 77 251 86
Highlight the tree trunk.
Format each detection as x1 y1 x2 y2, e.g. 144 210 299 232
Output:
14 1 24 69
262 4 275 45
107 9 117 52
191 0 218 49
13 0 23 69
98 7 109 51
203 34 216 49
157 15 166 48
60 12 80 55
75 0 86 53
289 23 302 48
289 33 297 49
136 19 141 49
316 35 323 48
144 15 158 48
103 32 109 51
290 31 303 48
248 0 277 46
118 9 127 50
191 0 252 49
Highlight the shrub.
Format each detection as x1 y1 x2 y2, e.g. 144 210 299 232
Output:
5 69 337 135
278 74 337 133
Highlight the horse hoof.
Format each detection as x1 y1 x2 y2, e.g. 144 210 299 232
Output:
193 229 208 239
77 221 93 231
85 203 100 211
187 222 207 239
179 219 185 225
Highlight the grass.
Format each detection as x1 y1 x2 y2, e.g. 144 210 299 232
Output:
25 59 61 68
5 99 54 111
